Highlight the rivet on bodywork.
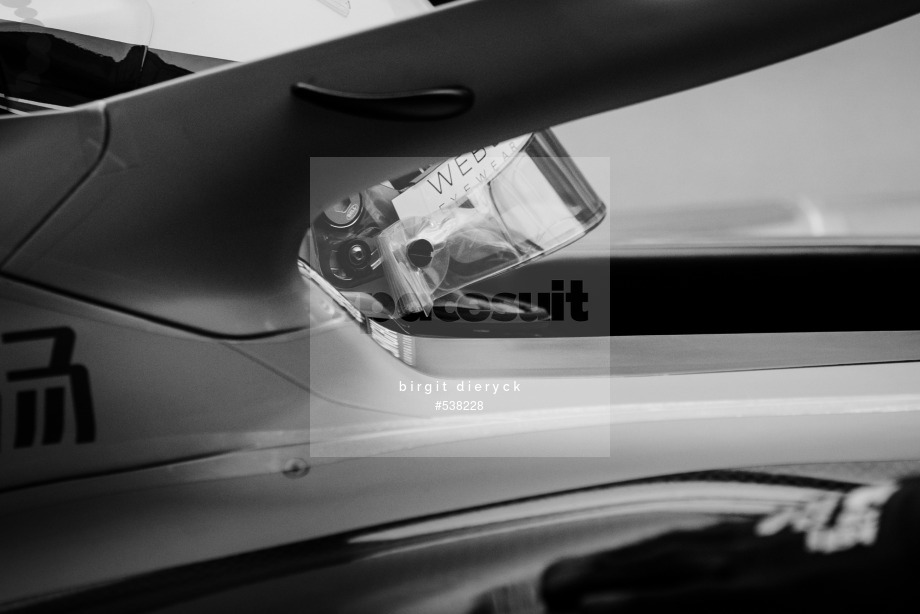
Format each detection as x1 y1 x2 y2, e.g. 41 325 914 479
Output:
282 458 310 479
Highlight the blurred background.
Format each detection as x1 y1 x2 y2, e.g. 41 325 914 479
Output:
553 13 920 241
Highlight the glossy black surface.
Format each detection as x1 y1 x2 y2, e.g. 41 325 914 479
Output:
0 473 853 614
0 19 227 111
383 244 920 338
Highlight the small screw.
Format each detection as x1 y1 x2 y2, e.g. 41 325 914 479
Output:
282 458 310 479
407 239 433 268
348 243 367 265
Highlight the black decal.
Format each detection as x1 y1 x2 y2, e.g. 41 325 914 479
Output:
1 327 95 451
14 389 36 448
43 386 65 445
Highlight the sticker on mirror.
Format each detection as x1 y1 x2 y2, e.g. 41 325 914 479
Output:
391 135 530 220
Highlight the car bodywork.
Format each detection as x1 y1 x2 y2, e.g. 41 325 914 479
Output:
2 0 920 610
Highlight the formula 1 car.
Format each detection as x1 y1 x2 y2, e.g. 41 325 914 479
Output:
2 1 920 612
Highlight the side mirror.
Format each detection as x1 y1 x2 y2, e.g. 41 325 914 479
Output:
305 129 606 317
